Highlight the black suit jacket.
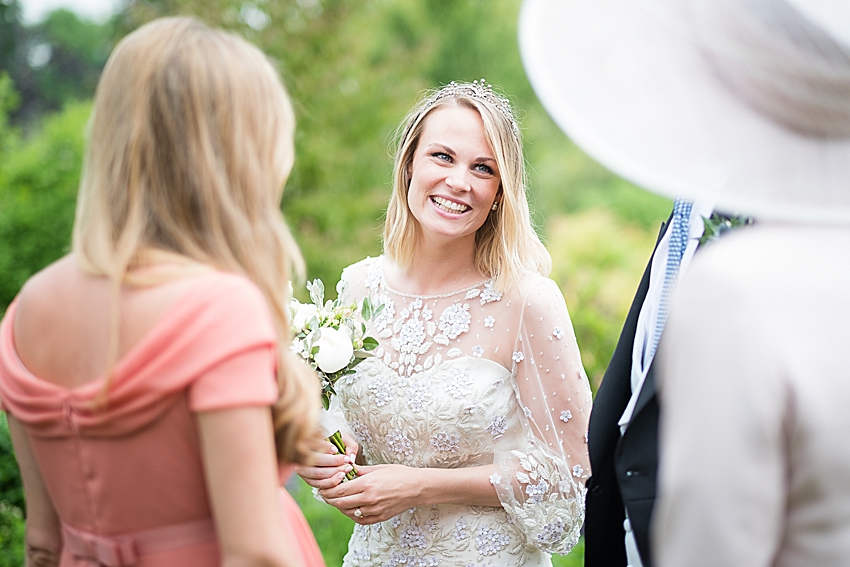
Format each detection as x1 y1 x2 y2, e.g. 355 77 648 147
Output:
584 218 669 567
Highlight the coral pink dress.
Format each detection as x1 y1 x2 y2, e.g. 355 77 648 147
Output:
0 271 324 567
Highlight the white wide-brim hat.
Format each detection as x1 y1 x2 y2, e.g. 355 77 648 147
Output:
519 0 850 222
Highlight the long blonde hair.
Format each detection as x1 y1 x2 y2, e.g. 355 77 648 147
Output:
73 17 317 464
383 84 551 292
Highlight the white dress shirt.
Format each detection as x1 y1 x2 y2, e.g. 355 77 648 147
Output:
618 199 713 567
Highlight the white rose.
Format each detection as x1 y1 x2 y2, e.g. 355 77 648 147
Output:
292 303 319 331
312 327 354 374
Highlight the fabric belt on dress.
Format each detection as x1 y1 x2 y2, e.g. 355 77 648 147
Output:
62 518 216 566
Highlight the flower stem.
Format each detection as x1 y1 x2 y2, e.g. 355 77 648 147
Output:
328 430 358 480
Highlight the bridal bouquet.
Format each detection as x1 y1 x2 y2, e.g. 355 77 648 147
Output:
290 279 382 480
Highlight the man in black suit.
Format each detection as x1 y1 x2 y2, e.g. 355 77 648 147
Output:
584 200 713 567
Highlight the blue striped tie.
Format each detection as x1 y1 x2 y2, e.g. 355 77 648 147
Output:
648 199 693 362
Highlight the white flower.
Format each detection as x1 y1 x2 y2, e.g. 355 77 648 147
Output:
475 524 509 556
486 415 508 439
572 464 585 477
560 410 572 423
292 302 318 331
525 480 549 504
489 473 502 485
553 326 564 339
536 520 566 546
512 351 524 363
400 525 427 549
312 327 353 373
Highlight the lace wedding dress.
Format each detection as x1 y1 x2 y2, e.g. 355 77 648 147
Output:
335 257 592 567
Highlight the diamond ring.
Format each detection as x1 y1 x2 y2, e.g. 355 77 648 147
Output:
354 507 363 518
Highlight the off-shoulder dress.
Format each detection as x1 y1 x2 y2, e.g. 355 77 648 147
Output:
0 271 323 567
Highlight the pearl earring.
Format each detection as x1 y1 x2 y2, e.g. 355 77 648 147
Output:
491 202 499 211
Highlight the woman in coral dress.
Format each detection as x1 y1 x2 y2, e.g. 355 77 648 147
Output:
0 17 324 567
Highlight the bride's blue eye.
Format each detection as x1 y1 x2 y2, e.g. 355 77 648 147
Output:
431 152 452 162
474 163 495 175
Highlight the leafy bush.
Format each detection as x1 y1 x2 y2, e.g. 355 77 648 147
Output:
0 415 24 566
0 100 88 313
548 209 662 389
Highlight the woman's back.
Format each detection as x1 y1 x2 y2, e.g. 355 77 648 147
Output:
0 258 281 564
14 256 202 389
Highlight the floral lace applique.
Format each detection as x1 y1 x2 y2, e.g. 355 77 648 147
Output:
430 432 460 454
454 518 470 540
445 366 473 398
386 430 413 456
485 415 507 439
368 373 396 407
437 303 471 342
405 378 433 413
348 418 373 444
400 525 428 549
475 524 510 556
480 281 503 305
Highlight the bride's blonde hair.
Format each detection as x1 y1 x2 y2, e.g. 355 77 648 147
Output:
73 16 318 463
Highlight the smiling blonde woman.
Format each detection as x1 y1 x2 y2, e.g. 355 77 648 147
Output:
297 81 592 567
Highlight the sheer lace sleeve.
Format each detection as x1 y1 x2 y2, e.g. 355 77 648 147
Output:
489 278 592 554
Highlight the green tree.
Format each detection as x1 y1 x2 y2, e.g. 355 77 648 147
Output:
26 10 114 111
0 0 23 75
0 100 88 310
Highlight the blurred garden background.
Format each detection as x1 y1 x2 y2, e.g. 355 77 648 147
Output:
0 0 672 564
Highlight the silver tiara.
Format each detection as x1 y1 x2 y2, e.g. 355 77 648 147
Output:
423 79 520 139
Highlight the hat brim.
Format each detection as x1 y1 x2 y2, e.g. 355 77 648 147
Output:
519 0 850 222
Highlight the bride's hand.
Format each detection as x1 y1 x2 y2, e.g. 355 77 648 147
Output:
318 463 424 525
295 434 359 490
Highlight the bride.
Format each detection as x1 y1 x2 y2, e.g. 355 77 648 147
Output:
298 80 592 566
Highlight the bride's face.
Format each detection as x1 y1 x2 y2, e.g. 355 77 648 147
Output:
406 104 501 247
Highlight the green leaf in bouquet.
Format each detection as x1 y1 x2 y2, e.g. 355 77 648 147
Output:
371 302 385 320
335 280 349 306
307 279 325 307
321 392 331 411
310 345 320 356
362 336 379 351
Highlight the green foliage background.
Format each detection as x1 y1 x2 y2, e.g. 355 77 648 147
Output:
0 1 672 565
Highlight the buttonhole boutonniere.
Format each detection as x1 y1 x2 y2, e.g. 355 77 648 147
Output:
699 213 754 246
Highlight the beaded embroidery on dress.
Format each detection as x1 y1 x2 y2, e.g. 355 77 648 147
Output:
337 257 592 567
